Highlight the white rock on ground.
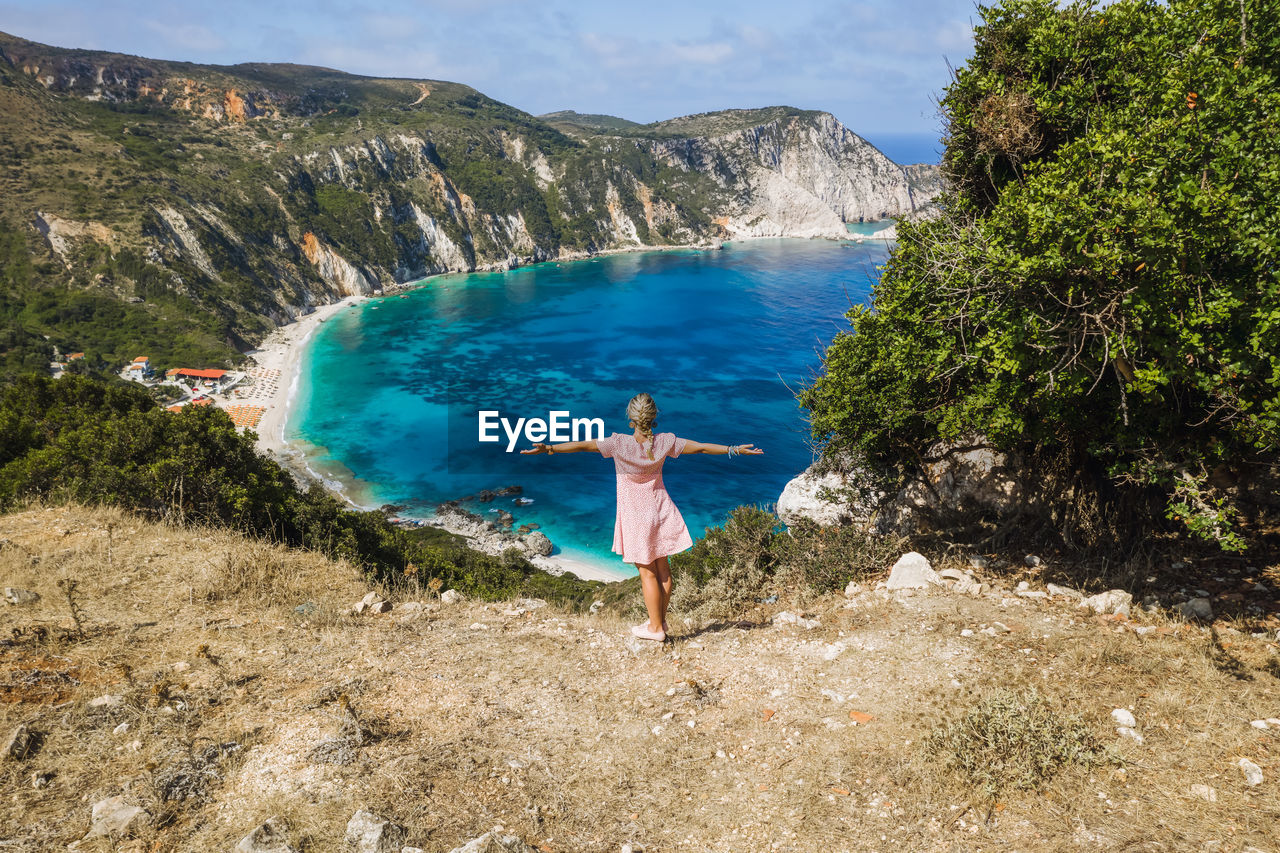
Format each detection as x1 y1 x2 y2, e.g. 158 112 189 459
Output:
235 816 300 853
1111 708 1137 728
85 796 150 838
1117 727 1144 744
885 552 941 590
1079 590 1132 617
441 589 465 605
843 580 862 597
3 587 40 605
773 611 821 630
1047 583 1083 601
446 829 537 853
1238 758 1264 787
88 694 123 708
1189 784 1217 802
345 809 407 853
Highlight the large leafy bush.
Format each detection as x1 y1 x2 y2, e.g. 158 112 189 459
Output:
801 0 1280 548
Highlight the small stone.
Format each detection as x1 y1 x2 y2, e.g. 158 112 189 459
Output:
86 795 150 838
4 724 37 760
236 816 300 853
440 589 464 605
1117 726 1144 744
1024 555 1042 567
589 600 604 614
938 568 968 582
469 622 489 630
885 552 941 590
968 555 989 570
848 710 873 725
960 629 974 637
843 580 862 597
1111 708 1137 728
1249 719 1269 730
1189 784 1217 802
821 641 848 661
113 722 130 736
990 621 1011 634
1239 758 1264 787
1017 581 1031 591
1177 597 1213 621
171 661 190 672
31 770 53 789
88 694 123 709
3 587 40 606
773 611 819 629
1016 590 1048 600
1079 590 1132 617
1134 626 1157 636
403 848 427 853
368 600 392 614
346 809 407 853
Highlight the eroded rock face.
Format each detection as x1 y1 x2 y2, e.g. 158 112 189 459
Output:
776 441 1021 535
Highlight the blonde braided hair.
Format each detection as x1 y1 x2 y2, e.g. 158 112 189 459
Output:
626 392 658 460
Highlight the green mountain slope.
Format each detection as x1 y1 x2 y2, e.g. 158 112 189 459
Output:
0 32 940 377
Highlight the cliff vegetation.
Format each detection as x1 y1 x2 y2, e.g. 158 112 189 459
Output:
0 32 939 377
801 0 1280 553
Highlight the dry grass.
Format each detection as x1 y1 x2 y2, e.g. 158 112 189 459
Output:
1 504 1278 851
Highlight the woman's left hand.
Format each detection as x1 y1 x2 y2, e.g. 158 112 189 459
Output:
520 443 552 455
736 444 764 455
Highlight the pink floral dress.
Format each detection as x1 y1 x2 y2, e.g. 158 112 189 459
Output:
597 431 693 565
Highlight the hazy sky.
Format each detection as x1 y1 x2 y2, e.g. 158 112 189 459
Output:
1 0 977 157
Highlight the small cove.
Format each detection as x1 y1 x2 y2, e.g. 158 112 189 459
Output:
290 235 890 576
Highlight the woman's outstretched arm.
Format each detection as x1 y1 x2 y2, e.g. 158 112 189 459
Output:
680 440 763 455
520 439 599 455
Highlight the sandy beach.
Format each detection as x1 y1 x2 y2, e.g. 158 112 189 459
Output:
239 293 631 584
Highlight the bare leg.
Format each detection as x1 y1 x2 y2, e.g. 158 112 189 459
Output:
654 556 672 634
635 561 664 634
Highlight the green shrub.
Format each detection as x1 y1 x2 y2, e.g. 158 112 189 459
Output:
801 0 1280 550
925 688 1116 797
0 374 601 605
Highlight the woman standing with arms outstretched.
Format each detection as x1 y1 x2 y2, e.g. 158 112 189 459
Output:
522 393 762 641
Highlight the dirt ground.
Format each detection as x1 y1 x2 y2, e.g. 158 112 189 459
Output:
1 505 1278 852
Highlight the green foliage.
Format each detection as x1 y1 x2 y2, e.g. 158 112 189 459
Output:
670 506 901 619
0 374 602 604
925 688 1116 798
801 0 1280 549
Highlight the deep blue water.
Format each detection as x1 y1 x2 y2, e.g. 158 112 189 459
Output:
290 237 888 575
861 131 944 165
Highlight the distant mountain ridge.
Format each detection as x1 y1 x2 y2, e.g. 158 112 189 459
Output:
0 31 942 371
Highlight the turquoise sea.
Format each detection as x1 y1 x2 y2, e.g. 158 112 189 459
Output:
289 231 891 576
